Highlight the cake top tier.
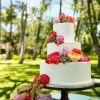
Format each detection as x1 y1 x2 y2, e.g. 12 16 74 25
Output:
46 13 76 43
52 13 75 42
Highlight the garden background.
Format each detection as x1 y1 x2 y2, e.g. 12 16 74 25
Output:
0 0 100 99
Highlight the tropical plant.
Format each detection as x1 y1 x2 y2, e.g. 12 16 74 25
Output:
2 1 16 60
32 0 50 60
72 0 100 73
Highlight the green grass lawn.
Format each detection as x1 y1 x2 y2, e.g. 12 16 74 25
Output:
0 59 100 99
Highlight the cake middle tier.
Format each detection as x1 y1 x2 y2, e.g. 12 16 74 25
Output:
47 42 81 55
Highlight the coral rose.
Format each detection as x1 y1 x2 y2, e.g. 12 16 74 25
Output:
68 52 80 62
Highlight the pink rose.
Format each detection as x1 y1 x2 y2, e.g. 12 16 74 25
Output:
62 46 71 55
78 55 84 62
35 92 54 100
78 55 90 62
84 55 90 62
53 17 60 23
14 96 23 100
55 35 64 45
59 13 65 19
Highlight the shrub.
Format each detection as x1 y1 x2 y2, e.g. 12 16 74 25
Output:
24 53 32 59
82 43 92 55
12 54 19 60
37 52 46 59
89 54 98 60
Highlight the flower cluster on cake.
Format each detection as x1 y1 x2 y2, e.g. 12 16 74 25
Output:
45 47 90 64
53 13 75 23
45 13 90 64
46 31 64 45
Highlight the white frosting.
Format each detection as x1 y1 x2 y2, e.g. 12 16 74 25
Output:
53 22 75 41
40 61 92 85
47 42 81 55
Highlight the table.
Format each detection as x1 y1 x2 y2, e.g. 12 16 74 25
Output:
44 81 95 100
50 92 91 100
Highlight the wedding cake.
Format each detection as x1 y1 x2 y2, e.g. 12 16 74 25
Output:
40 13 94 88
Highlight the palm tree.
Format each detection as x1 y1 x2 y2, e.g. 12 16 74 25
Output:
74 0 84 41
32 0 50 60
3 0 16 60
19 1 27 63
87 0 100 74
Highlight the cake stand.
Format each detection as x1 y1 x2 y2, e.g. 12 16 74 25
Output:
44 79 95 100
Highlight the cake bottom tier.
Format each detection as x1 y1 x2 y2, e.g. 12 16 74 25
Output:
40 61 94 88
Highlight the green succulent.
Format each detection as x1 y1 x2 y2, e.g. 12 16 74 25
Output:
50 35 56 42
60 54 70 64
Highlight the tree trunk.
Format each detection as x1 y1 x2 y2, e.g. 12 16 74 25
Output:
39 36 47 54
0 0 1 41
75 0 84 41
59 0 62 15
19 2 27 63
32 16 42 60
0 0 1 54
3 42 11 60
91 29 100 74
75 21 80 41
98 56 100 74
19 38 25 63
4 0 12 60
87 0 100 74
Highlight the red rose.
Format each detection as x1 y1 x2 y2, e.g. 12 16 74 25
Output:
49 31 56 37
45 52 60 64
51 55 61 64
45 58 52 64
40 74 50 85
46 37 50 43
53 51 59 55
72 48 82 54
54 40 58 44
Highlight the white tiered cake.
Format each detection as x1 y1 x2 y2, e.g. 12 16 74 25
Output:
40 13 94 88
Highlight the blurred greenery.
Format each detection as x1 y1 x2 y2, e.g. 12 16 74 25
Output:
0 59 100 100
